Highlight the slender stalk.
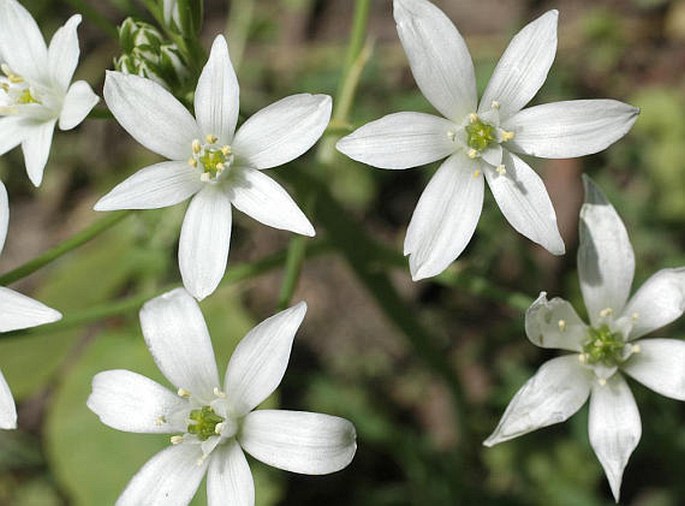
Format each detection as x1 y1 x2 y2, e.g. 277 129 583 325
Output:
226 0 255 71
0 212 131 286
63 0 118 38
3 242 332 338
276 235 307 311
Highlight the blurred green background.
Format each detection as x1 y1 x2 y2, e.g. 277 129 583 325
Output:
1 0 685 504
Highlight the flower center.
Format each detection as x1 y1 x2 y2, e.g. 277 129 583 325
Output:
580 324 626 367
188 134 233 182
465 117 496 152
186 405 224 441
0 64 41 111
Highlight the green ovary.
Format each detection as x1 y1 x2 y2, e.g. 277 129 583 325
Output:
465 118 496 151
199 148 227 178
187 406 224 441
581 325 625 366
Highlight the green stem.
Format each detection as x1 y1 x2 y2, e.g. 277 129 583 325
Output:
0 212 131 286
276 235 308 311
226 0 255 71
63 0 118 38
4 242 331 337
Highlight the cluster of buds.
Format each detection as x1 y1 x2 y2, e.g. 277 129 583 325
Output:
114 18 187 91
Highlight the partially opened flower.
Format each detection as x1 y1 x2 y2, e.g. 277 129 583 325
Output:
0 180 62 428
337 0 639 281
484 176 685 502
0 0 100 186
88 288 356 505
95 35 330 300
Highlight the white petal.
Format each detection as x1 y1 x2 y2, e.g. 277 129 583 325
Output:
0 370 16 429
393 0 477 121
239 410 357 475
139 288 220 402
504 100 639 159
0 0 48 82
94 161 202 211
229 167 314 237
104 71 200 160
47 14 81 91
483 355 592 446
621 268 685 340
0 180 7 254
87 369 187 434
21 119 55 187
588 374 641 503
525 292 587 351
207 441 254 506
179 187 233 301
224 302 306 416
194 36 239 144
232 94 331 170
578 176 634 326
404 152 484 280
479 10 558 120
623 339 685 400
336 112 457 169
486 151 564 255
59 80 100 130
116 444 207 506
0 286 62 332
0 116 30 157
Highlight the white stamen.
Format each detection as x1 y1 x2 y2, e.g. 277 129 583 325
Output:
467 148 479 159
468 113 478 123
213 387 226 398
599 307 613 318
500 130 515 142
491 100 500 110
170 435 184 445
558 320 566 332
598 378 607 386
177 387 191 398
496 164 506 175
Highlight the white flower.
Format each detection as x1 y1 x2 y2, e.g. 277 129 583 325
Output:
87 288 357 506
484 176 685 502
0 180 62 428
95 35 329 300
0 0 100 186
336 0 639 281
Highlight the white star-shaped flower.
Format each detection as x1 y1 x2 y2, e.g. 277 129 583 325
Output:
0 180 62 428
336 0 639 281
95 35 330 300
484 175 685 502
87 288 357 506
0 0 100 186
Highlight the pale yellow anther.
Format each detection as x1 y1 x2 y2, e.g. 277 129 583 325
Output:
491 100 500 110
200 172 211 183
446 130 456 141
170 435 184 445
599 307 613 318
155 416 167 426
467 148 479 159
216 162 225 172
177 388 191 398
558 320 566 332
1 64 22 83
631 312 640 321
192 139 201 154
206 134 218 144
213 387 226 398
496 164 506 175
215 422 224 435
578 353 587 363
501 130 515 142
468 113 478 123
598 378 607 386
632 344 641 353
221 145 232 156
188 157 197 168
473 169 481 178
1 83 8 93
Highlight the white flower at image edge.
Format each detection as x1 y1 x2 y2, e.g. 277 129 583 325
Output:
0 0 100 186
484 176 685 502
336 0 639 281
95 35 329 301
0 181 62 428
87 288 357 506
